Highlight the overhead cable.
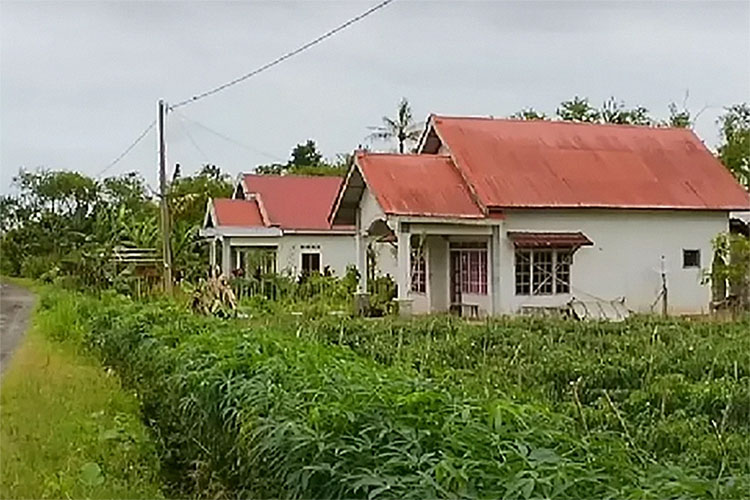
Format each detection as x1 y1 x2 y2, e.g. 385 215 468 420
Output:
169 0 395 109
96 119 156 177
174 110 285 162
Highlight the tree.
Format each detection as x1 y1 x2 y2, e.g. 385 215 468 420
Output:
255 140 346 177
511 108 548 121
368 98 422 153
665 102 691 128
598 97 653 126
556 96 601 123
717 103 750 188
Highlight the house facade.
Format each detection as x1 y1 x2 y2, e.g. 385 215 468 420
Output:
330 116 750 316
201 174 356 278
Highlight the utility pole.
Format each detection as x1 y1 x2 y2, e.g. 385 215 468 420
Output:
158 99 173 295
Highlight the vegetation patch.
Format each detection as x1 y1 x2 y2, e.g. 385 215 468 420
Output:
0 289 163 500
36 287 750 499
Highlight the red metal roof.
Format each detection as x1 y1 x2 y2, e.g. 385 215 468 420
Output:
242 174 344 230
507 231 594 248
432 116 750 210
356 152 484 218
212 199 264 227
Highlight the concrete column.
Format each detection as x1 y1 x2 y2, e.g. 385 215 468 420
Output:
209 238 217 273
491 223 503 315
396 222 413 316
221 237 232 277
353 209 370 315
355 209 365 292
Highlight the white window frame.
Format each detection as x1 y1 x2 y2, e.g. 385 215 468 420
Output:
299 244 322 275
410 236 427 294
515 248 573 296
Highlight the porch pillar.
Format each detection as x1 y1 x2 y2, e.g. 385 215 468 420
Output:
353 208 370 315
221 237 232 277
396 222 413 316
355 209 368 293
491 224 503 315
209 238 217 274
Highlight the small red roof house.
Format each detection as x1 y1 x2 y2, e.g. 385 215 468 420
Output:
201 174 355 278
330 115 750 316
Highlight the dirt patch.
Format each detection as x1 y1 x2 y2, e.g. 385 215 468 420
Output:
0 282 35 376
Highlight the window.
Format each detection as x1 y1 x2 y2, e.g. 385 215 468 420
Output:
683 249 700 268
410 236 426 293
515 249 572 295
301 252 321 275
451 242 488 295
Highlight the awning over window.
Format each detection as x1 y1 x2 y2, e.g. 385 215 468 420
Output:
507 231 594 249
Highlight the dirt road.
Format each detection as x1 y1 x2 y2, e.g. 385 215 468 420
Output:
0 282 35 376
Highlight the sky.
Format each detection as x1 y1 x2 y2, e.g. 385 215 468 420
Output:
1 0 749 192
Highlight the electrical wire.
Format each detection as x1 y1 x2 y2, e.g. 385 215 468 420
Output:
169 0 395 109
173 110 285 162
174 112 210 163
96 119 156 177
96 1 393 178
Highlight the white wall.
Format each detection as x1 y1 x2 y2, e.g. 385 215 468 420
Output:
499 209 729 315
229 233 356 278
360 187 385 230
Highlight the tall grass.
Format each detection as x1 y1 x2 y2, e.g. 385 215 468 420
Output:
37 287 750 498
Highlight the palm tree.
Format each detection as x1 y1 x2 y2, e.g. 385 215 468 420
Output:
368 98 422 153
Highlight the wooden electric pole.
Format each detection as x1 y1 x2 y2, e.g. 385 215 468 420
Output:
158 99 173 295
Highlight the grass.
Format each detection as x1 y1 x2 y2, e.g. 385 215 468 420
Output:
0 286 162 499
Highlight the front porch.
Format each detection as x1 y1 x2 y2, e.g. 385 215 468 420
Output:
357 217 503 317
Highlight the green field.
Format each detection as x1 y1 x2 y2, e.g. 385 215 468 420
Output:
0 289 163 499
27 286 749 499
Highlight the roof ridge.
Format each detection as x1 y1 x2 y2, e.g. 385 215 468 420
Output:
356 151 451 158
431 114 696 133
244 172 344 180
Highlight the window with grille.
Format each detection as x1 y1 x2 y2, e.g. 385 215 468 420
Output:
410 237 426 293
515 249 572 295
451 242 488 295
682 249 700 268
301 252 321 275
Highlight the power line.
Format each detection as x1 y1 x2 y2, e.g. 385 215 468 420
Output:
96 119 156 177
174 112 210 163
174 110 285 162
169 0 395 109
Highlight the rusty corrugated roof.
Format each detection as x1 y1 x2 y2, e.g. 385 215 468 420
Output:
212 199 264 227
432 116 750 210
242 174 345 230
356 152 484 218
507 231 594 248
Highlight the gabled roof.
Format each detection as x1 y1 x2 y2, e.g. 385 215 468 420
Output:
211 199 264 227
355 153 484 218
239 174 345 230
428 115 750 211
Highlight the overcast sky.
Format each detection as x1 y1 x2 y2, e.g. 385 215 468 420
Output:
2 0 749 192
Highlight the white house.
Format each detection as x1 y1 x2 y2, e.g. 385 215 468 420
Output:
201 174 356 278
329 115 750 316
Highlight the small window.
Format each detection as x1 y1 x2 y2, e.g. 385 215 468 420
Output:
515 251 531 295
301 252 321 275
410 237 426 293
683 249 700 268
